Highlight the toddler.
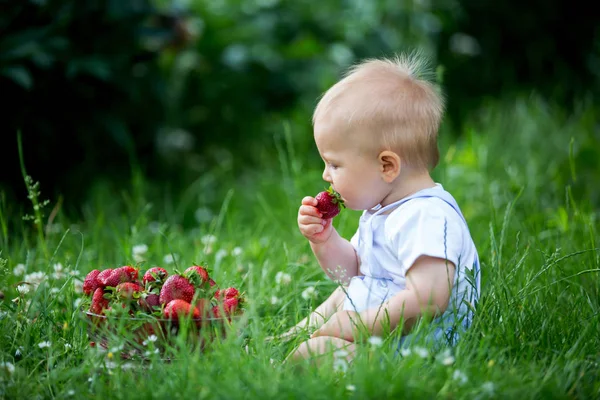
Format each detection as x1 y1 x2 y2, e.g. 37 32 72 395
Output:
285 52 480 363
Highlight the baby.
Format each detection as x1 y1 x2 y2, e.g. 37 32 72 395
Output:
285 53 480 363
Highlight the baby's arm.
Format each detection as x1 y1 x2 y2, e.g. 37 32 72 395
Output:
298 196 359 284
362 255 456 336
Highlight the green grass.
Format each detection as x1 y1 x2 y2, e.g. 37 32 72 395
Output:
1 95 599 399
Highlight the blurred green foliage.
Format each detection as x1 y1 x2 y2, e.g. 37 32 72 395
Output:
1 0 598 215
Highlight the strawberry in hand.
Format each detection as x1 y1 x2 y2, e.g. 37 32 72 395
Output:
315 186 345 219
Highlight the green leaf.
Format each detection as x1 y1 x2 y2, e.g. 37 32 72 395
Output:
1 66 33 89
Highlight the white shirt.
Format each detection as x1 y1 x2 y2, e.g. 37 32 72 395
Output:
343 184 480 345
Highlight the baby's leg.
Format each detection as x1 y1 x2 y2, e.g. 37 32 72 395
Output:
286 336 356 366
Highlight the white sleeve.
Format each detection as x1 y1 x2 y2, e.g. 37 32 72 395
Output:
385 203 464 275
350 229 359 251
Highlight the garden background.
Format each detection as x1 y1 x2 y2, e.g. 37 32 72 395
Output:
1 0 599 398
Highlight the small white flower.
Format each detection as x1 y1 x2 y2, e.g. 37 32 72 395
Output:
52 263 66 279
50 287 60 295
38 341 51 349
275 271 292 286
414 346 429 358
69 270 80 276
147 334 158 343
481 381 495 394
231 247 243 257
201 234 217 245
194 207 214 223
453 369 468 385
269 358 275 364
270 296 281 305
333 349 349 359
437 349 455 366
346 384 356 392
301 286 317 300
24 271 46 286
15 347 23 358
13 263 26 276
73 298 83 309
0 362 15 375
163 253 178 264
73 280 83 293
105 361 118 370
67 389 75 396
333 358 348 373
88 377 93 383
368 336 383 347
132 244 148 263
17 284 31 294
215 249 228 261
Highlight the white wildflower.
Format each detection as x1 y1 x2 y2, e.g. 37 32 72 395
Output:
270 296 281 305
333 349 349 373
368 336 383 347
64 343 72 350
67 389 75 396
481 381 495 394
13 263 26 276
437 349 455 366
15 347 23 358
194 207 214 224
73 298 83 309
132 244 148 263
275 271 292 286
50 287 60 295
163 253 178 264
38 341 51 349
69 270 80 276
24 271 46 286
17 284 31 294
201 234 217 245
147 334 158 343
453 369 468 385
346 384 356 392
232 247 243 257
52 263 66 279
414 346 429 358
73 280 83 293
215 249 228 261
301 286 317 300
0 362 15 375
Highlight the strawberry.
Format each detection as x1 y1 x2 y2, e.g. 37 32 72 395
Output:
90 287 109 315
215 287 239 301
102 266 139 287
315 186 345 219
211 297 240 319
159 275 195 305
163 299 200 321
115 282 143 300
96 269 114 289
142 267 168 285
83 269 101 295
183 265 210 287
139 293 161 312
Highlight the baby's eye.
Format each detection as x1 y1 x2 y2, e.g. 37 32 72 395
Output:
329 163 338 170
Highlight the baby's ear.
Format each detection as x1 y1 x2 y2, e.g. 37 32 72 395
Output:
378 150 401 182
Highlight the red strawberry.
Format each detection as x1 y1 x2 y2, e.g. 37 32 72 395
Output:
163 299 200 321
211 297 240 319
96 269 114 289
102 266 139 287
215 287 239 301
315 186 345 219
142 267 168 285
115 282 143 300
159 275 195 305
83 269 101 295
209 278 216 287
90 287 109 315
183 265 210 287
139 293 161 312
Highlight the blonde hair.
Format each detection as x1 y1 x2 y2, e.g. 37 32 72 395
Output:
312 52 445 170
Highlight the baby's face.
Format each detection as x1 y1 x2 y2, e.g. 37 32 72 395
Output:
313 118 389 211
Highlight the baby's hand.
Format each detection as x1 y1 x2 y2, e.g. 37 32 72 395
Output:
298 196 333 244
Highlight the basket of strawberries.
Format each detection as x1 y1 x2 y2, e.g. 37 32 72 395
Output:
80 264 244 359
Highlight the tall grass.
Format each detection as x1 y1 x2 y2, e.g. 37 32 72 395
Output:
0 95 598 399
